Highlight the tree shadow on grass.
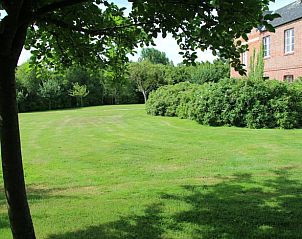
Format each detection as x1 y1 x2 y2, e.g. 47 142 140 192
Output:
0 186 70 205
0 186 76 230
48 203 165 239
47 169 302 239
161 170 302 239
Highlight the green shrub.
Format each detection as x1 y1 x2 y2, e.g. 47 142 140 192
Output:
189 60 230 84
146 79 302 129
175 84 200 119
146 82 194 116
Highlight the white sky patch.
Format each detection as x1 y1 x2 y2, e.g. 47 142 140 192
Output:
112 0 132 15
0 9 7 20
129 33 217 64
18 49 31 65
270 0 293 10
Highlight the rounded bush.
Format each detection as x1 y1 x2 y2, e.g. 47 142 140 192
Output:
146 82 195 117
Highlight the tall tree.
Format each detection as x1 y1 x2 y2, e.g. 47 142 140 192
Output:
128 61 166 102
0 1 277 238
139 47 171 65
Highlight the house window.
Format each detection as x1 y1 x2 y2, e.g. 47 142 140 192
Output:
263 36 270 57
242 52 248 68
284 75 294 83
284 28 294 53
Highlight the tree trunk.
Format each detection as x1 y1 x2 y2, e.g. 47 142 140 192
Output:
0 0 36 236
142 91 147 103
0 57 36 239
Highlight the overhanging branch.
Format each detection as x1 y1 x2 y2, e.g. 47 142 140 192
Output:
43 17 157 36
32 0 89 19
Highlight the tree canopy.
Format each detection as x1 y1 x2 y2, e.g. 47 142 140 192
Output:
128 60 166 102
1 0 277 72
139 47 172 65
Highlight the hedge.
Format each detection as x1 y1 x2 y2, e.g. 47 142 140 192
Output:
146 79 302 129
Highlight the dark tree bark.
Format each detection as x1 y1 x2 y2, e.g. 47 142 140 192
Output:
0 57 36 239
0 1 36 238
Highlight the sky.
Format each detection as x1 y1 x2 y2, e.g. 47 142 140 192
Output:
16 0 295 65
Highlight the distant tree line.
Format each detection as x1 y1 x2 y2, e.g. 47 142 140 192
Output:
16 48 230 112
16 62 142 112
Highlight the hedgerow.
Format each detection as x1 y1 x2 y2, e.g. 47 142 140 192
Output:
146 79 302 129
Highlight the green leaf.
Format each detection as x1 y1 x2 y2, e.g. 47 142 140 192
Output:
264 23 275 33
264 13 281 21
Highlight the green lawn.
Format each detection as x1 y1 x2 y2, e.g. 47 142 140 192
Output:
1 104 302 239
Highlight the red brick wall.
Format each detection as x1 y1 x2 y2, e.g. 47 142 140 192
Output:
262 19 302 80
231 18 302 81
230 28 261 77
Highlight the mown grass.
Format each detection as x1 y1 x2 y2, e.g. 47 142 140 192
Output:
0 104 302 239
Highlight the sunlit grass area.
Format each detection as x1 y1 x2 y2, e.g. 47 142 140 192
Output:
1 104 302 238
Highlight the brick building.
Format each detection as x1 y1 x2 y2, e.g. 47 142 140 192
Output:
231 0 302 82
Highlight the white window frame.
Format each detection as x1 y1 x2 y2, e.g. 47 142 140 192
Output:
263 36 270 57
284 75 294 83
284 28 294 54
242 51 248 68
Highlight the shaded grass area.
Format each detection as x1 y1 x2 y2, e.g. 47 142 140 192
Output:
0 104 302 238
47 170 302 239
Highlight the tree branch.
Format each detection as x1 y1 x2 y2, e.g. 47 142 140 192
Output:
33 0 89 19
43 16 157 36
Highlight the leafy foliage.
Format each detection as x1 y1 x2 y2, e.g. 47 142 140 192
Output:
139 48 172 65
38 76 62 110
24 1 148 70
69 83 89 107
146 82 197 116
127 61 167 102
15 62 143 112
249 45 264 81
0 0 276 73
130 0 277 73
15 58 260 113
146 79 302 129
164 64 191 85
189 60 230 84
